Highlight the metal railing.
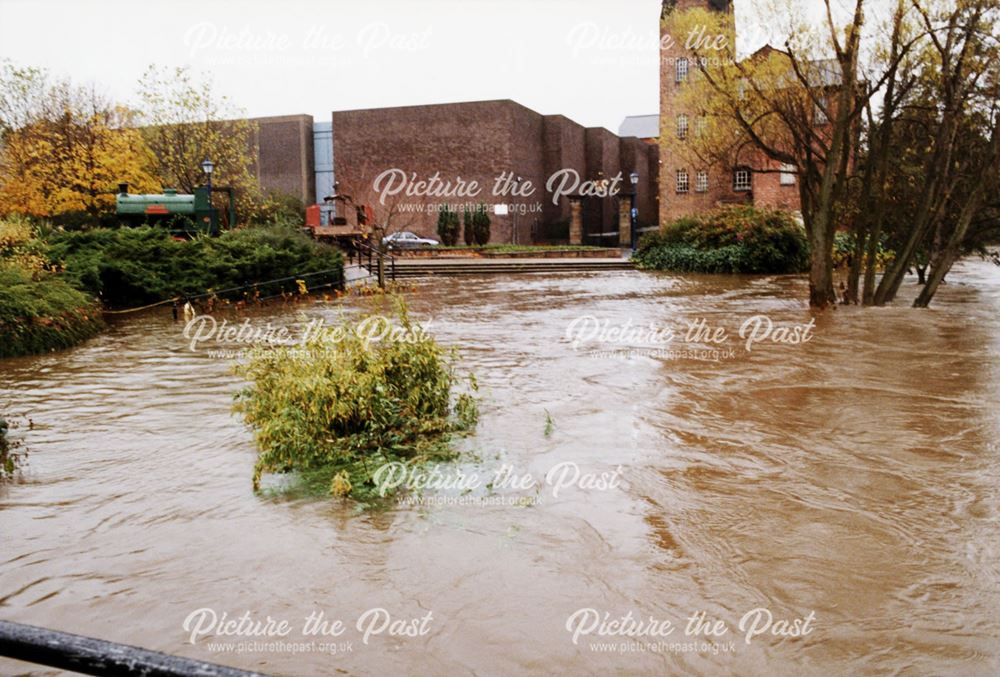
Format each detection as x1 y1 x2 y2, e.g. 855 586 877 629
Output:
0 620 271 677
349 239 396 287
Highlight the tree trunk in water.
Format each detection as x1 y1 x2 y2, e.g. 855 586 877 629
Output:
845 229 866 304
914 120 998 307
861 220 882 305
873 102 961 305
914 250 955 307
809 227 837 307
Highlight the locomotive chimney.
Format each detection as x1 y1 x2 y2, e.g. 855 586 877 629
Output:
118 182 129 195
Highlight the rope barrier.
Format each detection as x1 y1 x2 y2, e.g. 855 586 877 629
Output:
100 298 179 315
99 265 346 315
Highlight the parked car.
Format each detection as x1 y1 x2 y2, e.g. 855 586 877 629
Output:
382 231 439 248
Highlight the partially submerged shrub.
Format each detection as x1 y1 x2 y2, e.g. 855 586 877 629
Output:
0 264 104 358
0 416 29 480
833 231 893 270
0 219 344 359
635 206 809 274
234 300 478 502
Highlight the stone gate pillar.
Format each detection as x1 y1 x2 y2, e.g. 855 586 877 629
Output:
618 199 631 248
569 197 583 246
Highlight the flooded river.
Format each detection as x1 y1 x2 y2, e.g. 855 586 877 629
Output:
2 261 999 676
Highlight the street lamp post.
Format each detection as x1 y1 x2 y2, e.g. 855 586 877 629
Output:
629 171 639 250
200 157 215 194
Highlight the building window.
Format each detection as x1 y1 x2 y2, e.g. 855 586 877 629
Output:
813 97 829 125
733 167 752 192
695 171 708 193
676 57 689 83
677 114 688 139
676 169 689 193
779 163 796 185
695 115 707 138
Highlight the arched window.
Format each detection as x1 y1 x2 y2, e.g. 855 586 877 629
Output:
676 114 688 139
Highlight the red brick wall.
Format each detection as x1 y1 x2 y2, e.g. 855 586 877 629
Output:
252 114 315 205
509 103 548 244
584 127 621 238
542 115 587 225
333 101 514 241
753 157 801 211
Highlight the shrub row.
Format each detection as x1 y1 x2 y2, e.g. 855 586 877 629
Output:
634 206 810 274
1 219 346 358
45 225 344 309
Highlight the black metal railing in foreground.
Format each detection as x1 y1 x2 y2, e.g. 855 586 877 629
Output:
0 620 272 677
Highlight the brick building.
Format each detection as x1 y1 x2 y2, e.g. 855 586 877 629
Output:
331 100 659 244
246 103 658 245
659 0 805 223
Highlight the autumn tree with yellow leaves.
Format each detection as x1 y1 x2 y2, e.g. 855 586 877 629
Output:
0 62 265 226
662 0 998 308
663 2 866 307
0 60 160 219
136 66 262 226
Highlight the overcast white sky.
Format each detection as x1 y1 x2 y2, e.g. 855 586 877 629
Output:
1 0 846 132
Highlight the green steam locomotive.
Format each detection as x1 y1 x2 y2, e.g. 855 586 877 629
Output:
115 182 235 236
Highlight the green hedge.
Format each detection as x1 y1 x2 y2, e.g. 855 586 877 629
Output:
1 220 345 358
45 225 344 308
634 206 809 274
0 265 104 358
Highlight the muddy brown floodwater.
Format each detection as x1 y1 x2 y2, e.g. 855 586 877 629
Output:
2 261 999 676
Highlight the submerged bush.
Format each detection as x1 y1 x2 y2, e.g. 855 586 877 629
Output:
634 206 809 274
832 231 894 270
234 300 478 502
0 416 28 480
